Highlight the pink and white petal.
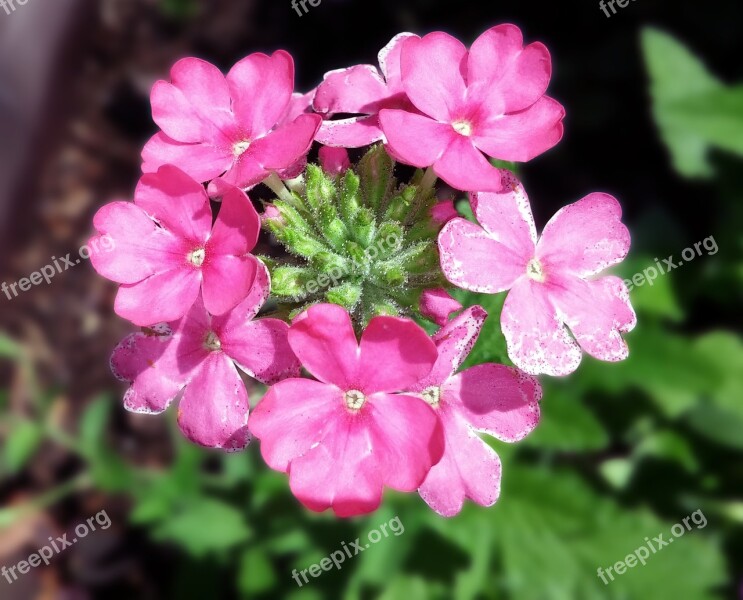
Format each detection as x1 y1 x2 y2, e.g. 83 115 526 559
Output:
135 166 213 243
201 254 258 316
467 24 552 113
150 81 206 143
547 275 636 362
314 65 389 114
288 414 384 517
211 260 271 331
280 91 316 125
90 202 188 284
470 171 537 257
419 288 463 327
177 353 251 451
433 136 503 192
141 133 232 183
419 406 502 517
473 96 565 163
249 379 343 471
439 218 526 294
315 115 385 148
249 114 322 170
169 57 234 135
357 316 438 393
378 109 452 167
400 32 468 122
501 278 582 376
115 268 202 327
227 51 294 137
416 306 488 390
111 333 185 415
378 32 418 92
536 193 631 277
224 318 300 384
444 364 541 442
367 392 444 491
288 304 360 388
208 185 260 255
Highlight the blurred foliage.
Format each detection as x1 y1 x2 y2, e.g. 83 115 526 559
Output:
1 27 742 600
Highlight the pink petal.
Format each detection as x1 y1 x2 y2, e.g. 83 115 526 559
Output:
177 353 251 451
378 32 418 92
467 24 552 113
430 200 459 225
316 115 385 148
357 316 438 393
223 319 300 385
201 254 258 316
500 278 582 376
211 258 271 327
419 288 463 326
378 109 452 167
170 57 234 132
434 136 503 192
314 65 389 114
110 333 185 415
227 51 294 138
115 268 201 327
287 304 360 388
444 363 541 442
135 166 213 243
150 80 207 143
536 193 631 277
219 153 267 190
473 96 565 162
249 114 321 171
439 218 527 293
318 146 351 175
249 379 343 471
141 132 232 183
546 275 636 362
208 185 260 255
400 32 468 122
280 91 316 125
418 406 502 516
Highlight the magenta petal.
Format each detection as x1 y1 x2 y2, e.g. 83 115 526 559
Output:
434 136 503 192
318 146 351 175
211 258 271 328
135 166 213 243
249 379 343 471
288 304 360 388
401 32 468 122
224 319 300 384
439 218 526 293
419 288 463 326
378 32 418 91
250 114 322 170
473 96 565 163
445 364 541 442
169 57 234 134
220 154 267 190
280 91 316 125
418 406 502 516
227 51 294 137
314 65 389 114
378 109 452 167
177 353 251 451
150 80 206 143
208 185 260 255
547 275 637 362
201 254 258 316
315 115 385 148
115 268 201 327
501 278 582 376
536 193 631 277
141 133 232 183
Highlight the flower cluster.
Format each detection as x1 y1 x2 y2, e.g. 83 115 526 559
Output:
91 25 636 517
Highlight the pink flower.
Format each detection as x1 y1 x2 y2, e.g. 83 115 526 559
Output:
318 146 351 175
142 54 322 189
419 288 462 326
439 171 636 376
110 264 300 451
90 165 261 326
313 33 418 148
379 25 565 192
249 303 445 517
407 306 541 516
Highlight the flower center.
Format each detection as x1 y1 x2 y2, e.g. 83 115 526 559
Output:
422 386 442 408
344 389 366 411
233 140 251 157
203 331 222 352
187 247 206 268
452 120 473 137
526 258 546 283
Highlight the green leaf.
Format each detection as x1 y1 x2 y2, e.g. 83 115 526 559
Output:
0 333 21 360
4 421 43 473
238 546 278 595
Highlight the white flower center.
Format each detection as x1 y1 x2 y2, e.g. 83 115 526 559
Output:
203 331 222 352
422 386 442 408
526 258 546 283
233 140 251 157
344 389 366 411
188 248 206 267
452 120 473 137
